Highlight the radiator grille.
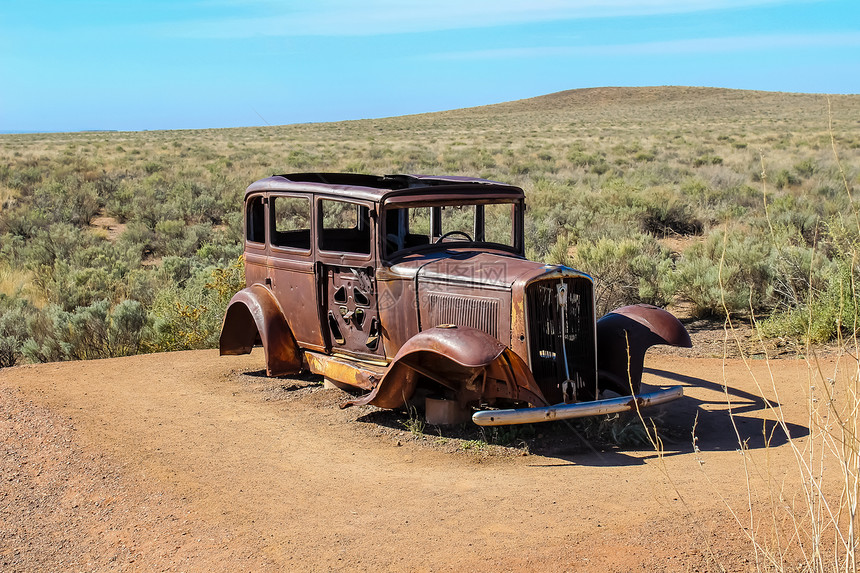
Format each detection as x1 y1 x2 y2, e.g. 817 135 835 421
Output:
425 292 499 339
526 277 596 404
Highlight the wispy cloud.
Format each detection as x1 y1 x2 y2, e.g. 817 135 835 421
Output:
161 0 804 38
425 32 860 60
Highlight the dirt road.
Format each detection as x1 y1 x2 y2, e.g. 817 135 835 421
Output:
0 348 833 571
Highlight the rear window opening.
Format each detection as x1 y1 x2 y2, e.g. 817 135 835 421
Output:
246 196 266 244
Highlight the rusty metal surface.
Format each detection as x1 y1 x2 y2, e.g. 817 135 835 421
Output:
608 304 693 348
401 251 548 289
471 386 684 426
304 351 384 391
393 325 507 369
220 285 302 376
226 172 691 424
596 304 692 395
344 326 548 410
321 265 386 359
245 174 524 203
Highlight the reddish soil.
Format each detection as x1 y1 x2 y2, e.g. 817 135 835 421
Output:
89 211 126 242
0 347 842 572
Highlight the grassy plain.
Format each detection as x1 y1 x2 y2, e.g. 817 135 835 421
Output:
0 86 858 365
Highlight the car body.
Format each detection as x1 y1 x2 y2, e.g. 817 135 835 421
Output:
220 173 691 425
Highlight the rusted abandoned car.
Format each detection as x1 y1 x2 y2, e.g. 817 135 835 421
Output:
220 173 691 425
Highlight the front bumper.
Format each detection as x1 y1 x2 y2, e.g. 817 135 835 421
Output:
471 386 684 426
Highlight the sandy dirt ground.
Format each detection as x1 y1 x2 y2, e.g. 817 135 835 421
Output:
0 347 845 572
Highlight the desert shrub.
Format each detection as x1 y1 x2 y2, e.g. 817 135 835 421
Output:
674 229 775 317
634 150 657 162
117 221 156 256
153 219 190 256
767 231 833 311
21 223 91 269
7 165 44 194
159 255 195 287
143 161 163 174
522 178 582 259
122 269 162 306
148 257 244 352
693 154 723 167
567 146 605 169
553 234 675 316
189 192 224 224
0 206 49 239
220 210 244 242
770 216 860 341
20 298 150 362
590 161 610 175
104 180 137 222
32 177 101 226
5 226 145 312
0 295 37 367
195 238 243 266
43 263 114 310
107 299 151 356
762 196 825 246
793 158 816 178
131 188 181 228
641 197 703 236
773 168 801 189
760 255 858 343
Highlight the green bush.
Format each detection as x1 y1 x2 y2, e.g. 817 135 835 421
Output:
674 229 775 317
550 234 675 316
0 295 37 367
760 256 859 343
20 298 150 362
148 257 244 352
641 196 703 236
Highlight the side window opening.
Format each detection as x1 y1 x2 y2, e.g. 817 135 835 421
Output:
272 196 311 250
246 195 266 244
319 199 371 255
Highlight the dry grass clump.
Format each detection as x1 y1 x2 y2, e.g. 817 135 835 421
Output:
695 109 860 571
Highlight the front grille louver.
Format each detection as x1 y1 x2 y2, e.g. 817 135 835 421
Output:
425 292 499 339
526 278 596 404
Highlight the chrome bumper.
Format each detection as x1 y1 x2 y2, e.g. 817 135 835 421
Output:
471 386 684 426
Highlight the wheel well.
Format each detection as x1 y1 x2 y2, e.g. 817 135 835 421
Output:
220 301 259 356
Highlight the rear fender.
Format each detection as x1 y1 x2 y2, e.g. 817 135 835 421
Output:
596 304 691 395
346 326 547 409
219 284 302 377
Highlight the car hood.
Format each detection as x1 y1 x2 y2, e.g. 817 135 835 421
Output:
386 250 589 290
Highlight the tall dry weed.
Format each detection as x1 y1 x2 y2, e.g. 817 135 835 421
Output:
719 97 860 572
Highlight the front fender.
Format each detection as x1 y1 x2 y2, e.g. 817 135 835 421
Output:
219 284 302 377
597 304 691 395
346 325 548 409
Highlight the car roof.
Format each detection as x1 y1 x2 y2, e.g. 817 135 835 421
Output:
244 173 525 203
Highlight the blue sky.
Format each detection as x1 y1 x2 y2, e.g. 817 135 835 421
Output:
1 0 858 132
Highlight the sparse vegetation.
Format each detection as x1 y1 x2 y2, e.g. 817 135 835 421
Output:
0 87 858 366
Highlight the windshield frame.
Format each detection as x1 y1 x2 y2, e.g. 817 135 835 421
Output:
380 197 525 260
